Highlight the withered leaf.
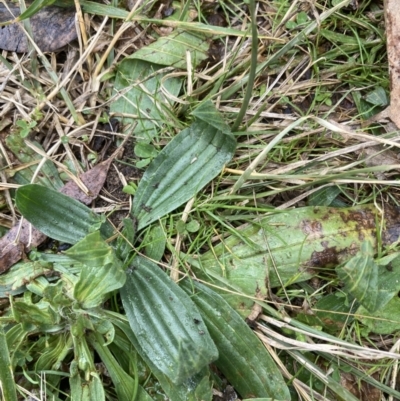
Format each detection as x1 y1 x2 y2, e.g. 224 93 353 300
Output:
385 0 400 128
0 4 77 52
0 157 115 274
60 157 115 204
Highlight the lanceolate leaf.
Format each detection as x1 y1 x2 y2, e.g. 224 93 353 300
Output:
15 184 111 244
66 232 126 309
194 205 400 314
190 101 232 134
1 157 115 273
111 29 208 141
109 313 214 401
337 242 400 312
111 60 182 141
181 280 290 400
357 297 400 335
120 256 218 384
125 30 209 70
88 331 153 401
132 102 236 230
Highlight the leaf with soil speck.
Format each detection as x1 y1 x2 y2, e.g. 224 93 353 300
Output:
0 4 77 52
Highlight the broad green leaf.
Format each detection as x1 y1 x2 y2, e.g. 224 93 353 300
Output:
69 361 105 401
314 293 356 331
0 260 51 293
109 314 214 401
193 205 400 314
120 256 218 384
126 30 209 69
111 59 182 142
66 232 126 308
365 86 388 107
134 143 158 158
16 184 111 244
65 231 118 267
142 223 166 261
336 241 400 312
357 297 400 335
12 298 60 332
132 103 236 230
43 280 73 308
35 333 68 371
190 101 231 133
181 280 290 400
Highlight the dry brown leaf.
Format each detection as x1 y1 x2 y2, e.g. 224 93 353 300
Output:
0 4 77 52
59 157 115 204
0 220 46 274
385 0 400 128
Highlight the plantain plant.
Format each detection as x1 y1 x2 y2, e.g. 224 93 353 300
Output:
1 102 290 400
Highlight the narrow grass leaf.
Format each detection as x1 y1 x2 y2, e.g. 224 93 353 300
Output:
132 102 236 230
15 0 56 21
120 256 218 384
181 280 290 400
